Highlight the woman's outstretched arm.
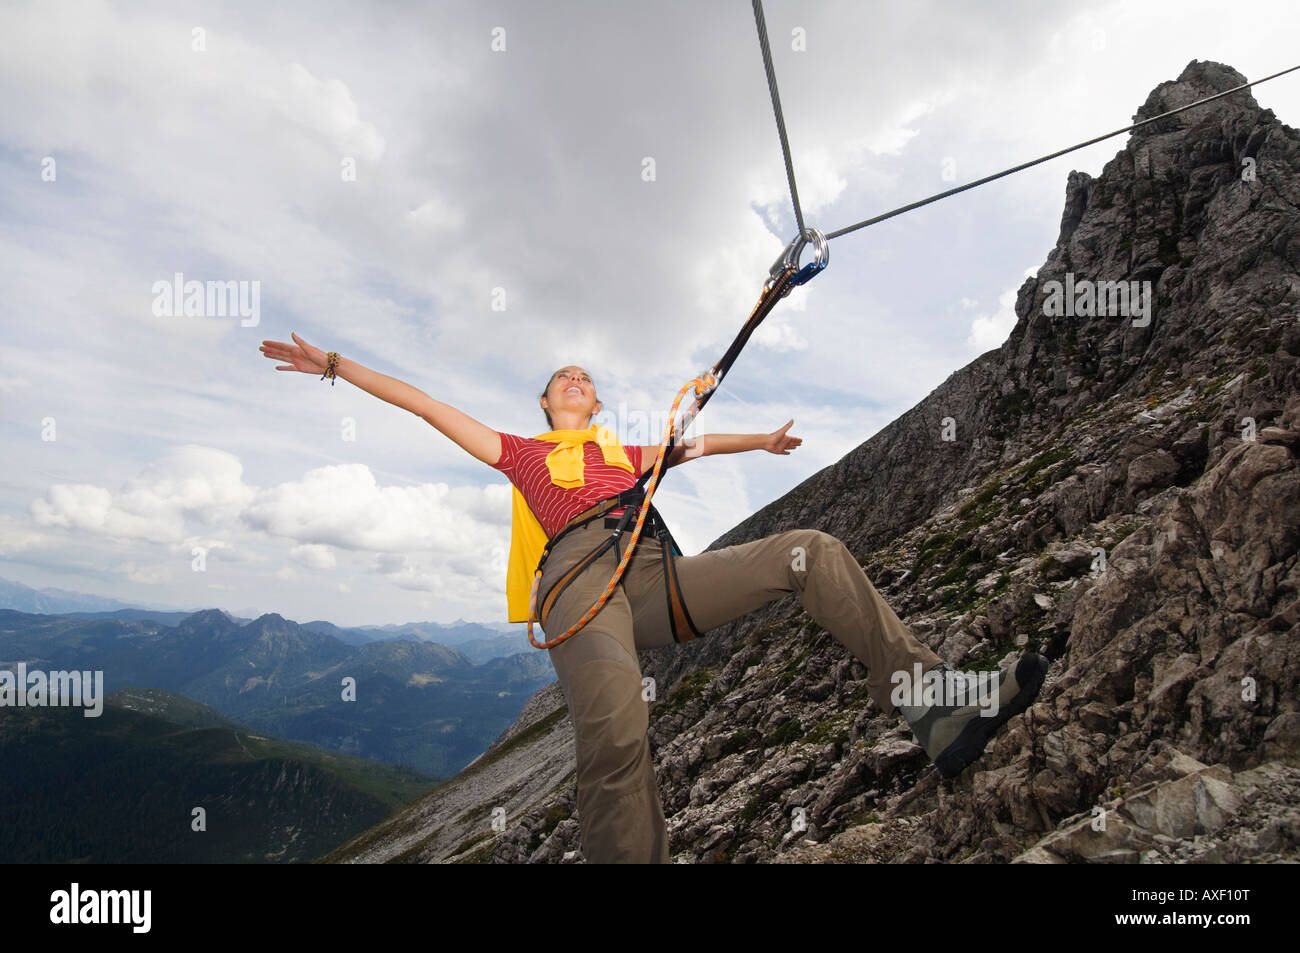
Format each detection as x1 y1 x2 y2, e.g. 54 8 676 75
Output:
636 420 801 474
259 332 501 466
699 421 801 456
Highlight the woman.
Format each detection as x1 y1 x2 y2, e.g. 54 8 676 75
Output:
261 332 1048 864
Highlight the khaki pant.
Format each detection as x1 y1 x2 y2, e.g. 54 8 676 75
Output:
539 516 943 864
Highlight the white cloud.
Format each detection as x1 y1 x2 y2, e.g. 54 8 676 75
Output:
31 484 118 534
407 195 465 231
967 287 1021 352
122 562 170 585
0 515 52 556
244 464 502 554
754 317 809 352
21 444 512 609
31 446 254 545
29 444 502 560
275 62 386 162
289 543 337 569
0 375 33 395
186 539 251 563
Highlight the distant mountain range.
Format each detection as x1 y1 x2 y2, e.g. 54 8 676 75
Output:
0 576 190 615
0 575 525 650
0 607 555 778
0 686 435 862
0 579 557 863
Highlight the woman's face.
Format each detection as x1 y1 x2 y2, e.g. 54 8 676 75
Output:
546 366 599 419
548 366 595 403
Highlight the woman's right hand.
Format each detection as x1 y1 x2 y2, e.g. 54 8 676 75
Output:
260 332 330 375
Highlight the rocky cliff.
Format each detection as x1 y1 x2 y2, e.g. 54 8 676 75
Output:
326 60 1300 864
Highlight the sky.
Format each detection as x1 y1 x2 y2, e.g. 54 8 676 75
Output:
1 0 1296 628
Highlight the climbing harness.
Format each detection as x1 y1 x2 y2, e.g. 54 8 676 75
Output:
523 0 1300 650
532 488 697 645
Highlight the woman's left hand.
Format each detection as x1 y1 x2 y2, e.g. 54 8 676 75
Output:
763 419 801 455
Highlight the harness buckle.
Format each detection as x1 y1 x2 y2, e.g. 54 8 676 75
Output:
609 503 636 541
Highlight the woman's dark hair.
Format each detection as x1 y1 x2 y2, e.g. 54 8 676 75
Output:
540 380 554 430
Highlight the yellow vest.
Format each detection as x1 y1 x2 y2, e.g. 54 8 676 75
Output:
505 424 635 622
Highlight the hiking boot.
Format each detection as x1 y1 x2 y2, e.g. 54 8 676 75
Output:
898 653 1049 779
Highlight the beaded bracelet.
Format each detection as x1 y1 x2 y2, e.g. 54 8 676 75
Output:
322 351 340 385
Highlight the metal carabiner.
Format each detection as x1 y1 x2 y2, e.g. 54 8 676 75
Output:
791 227 829 286
764 227 829 297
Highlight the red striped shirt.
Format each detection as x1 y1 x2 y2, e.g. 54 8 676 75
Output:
491 432 643 538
